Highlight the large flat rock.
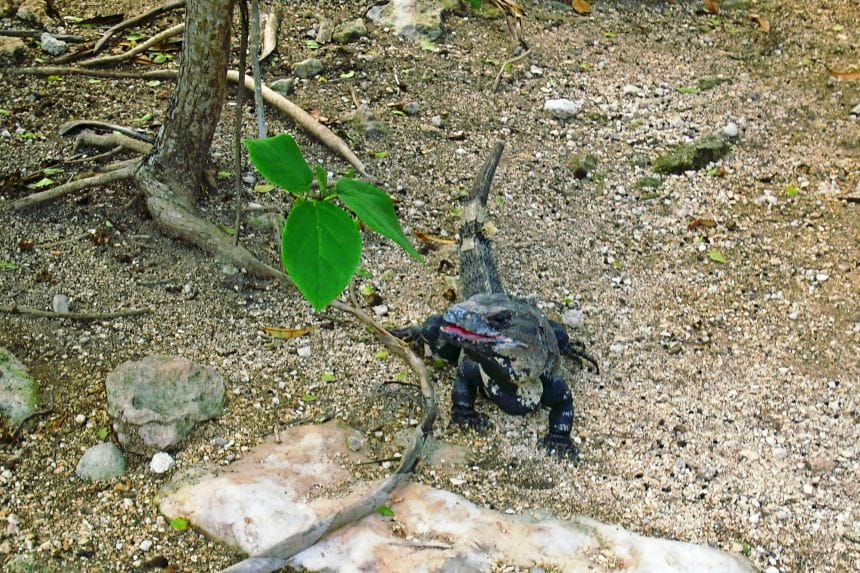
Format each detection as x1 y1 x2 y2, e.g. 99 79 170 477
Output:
159 422 753 572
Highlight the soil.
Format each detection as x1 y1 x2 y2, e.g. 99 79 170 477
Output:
1 1 858 572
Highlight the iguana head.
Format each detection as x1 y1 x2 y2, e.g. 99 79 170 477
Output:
440 293 555 386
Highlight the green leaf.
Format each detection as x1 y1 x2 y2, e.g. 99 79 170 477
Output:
47 75 62 82
87 79 102 84
146 80 162 87
470 0 482 8
360 284 375 296
335 179 422 262
0 262 18 271
304 39 320 50
677 86 699 95
125 32 144 42
42 167 64 176
356 267 373 279
151 53 170 64
244 134 313 196
707 249 727 264
254 183 275 194
28 177 53 189
218 224 236 236
785 184 799 198
391 110 406 117
377 505 395 517
0 108 9 116
419 38 439 52
282 200 362 311
374 350 389 360
170 517 190 531
395 371 409 381
339 71 355 79
217 170 233 180
371 151 389 159
97 427 109 440
321 373 336 382
302 394 318 403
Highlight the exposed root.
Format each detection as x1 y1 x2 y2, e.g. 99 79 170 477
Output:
227 71 371 179
60 120 155 144
93 0 186 54
82 23 185 67
70 131 153 155
2 161 139 212
4 66 176 80
492 49 530 93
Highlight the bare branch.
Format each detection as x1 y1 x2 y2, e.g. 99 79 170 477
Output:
82 24 185 67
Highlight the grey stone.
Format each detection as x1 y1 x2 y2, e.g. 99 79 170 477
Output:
562 309 584 329
543 98 581 121
150 452 176 474
723 122 739 138
106 355 225 454
367 0 457 42
76 443 126 481
269 78 295 96
293 58 323 79
51 293 69 313
850 103 860 116
332 18 368 44
39 32 67 56
402 101 421 116
0 347 39 427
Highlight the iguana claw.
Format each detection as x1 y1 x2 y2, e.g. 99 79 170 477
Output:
451 406 491 432
542 434 580 461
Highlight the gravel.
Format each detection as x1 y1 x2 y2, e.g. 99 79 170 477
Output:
1 1 858 572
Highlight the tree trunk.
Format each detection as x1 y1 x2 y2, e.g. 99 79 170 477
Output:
135 0 281 279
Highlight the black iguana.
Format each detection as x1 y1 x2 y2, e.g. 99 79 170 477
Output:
394 142 597 459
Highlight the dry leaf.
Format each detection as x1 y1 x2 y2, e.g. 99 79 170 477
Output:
829 69 860 82
572 0 592 15
414 230 456 245
262 325 313 339
749 13 771 33
703 0 720 14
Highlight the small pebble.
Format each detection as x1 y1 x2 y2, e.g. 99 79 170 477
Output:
372 304 389 317
74 414 86 424
543 98 580 121
149 452 175 474
431 115 443 128
722 122 739 138
52 294 69 313
562 309 584 329
622 84 643 97
40 32 67 56
297 346 312 358
139 539 153 552
402 101 421 116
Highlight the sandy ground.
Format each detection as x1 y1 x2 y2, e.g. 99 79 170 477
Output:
1 1 858 571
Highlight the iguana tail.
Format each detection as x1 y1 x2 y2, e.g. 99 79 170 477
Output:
460 142 506 299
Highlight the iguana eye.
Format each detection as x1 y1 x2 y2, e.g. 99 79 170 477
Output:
486 309 512 329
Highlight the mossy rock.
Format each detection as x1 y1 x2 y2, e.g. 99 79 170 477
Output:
652 135 731 175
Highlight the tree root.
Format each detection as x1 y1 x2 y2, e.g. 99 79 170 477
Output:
82 23 185 67
0 305 150 320
2 161 139 212
93 0 186 53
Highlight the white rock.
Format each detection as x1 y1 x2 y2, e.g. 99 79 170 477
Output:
139 539 153 551
723 122 739 138
52 294 69 313
74 414 86 424
562 309 584 329
297 346 312 358
150 452 175 474
622 84 643 97
543 99 581 121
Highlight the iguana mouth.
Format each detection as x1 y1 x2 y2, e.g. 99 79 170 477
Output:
440 324 508 343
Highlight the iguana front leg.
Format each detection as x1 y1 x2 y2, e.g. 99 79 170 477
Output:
540 374 579 460
451 359 491 431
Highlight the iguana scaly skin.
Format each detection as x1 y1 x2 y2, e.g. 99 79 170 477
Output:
395 143 597 459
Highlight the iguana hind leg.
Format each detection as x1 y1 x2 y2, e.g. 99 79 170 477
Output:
541 375 579 460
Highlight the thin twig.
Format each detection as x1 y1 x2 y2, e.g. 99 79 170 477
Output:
4 66 177 80
81 23 185 67
64 145 124 164
233 0 250 246
2 161 139 211
0 305 150 320
492 49 530 93
0 30 85 42
249 0 267 139
12 409 53 439
219 299 436 573
93 0 186 54
34 232 90 248
60 120 154 143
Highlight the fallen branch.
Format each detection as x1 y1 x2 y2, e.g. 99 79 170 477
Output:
2 160 139 211
220 299 436 573
0 305 150 320
93 0 186 54
4 66 177 80
69 130 153 154
82 23 185 67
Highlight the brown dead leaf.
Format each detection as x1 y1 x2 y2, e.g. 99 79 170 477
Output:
414 230 456 245
572 0 592 15
829 69 860 82
263 325 313 339
18 240 34 252
688 218 718 231
703 0 720 14
749 13 771 33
